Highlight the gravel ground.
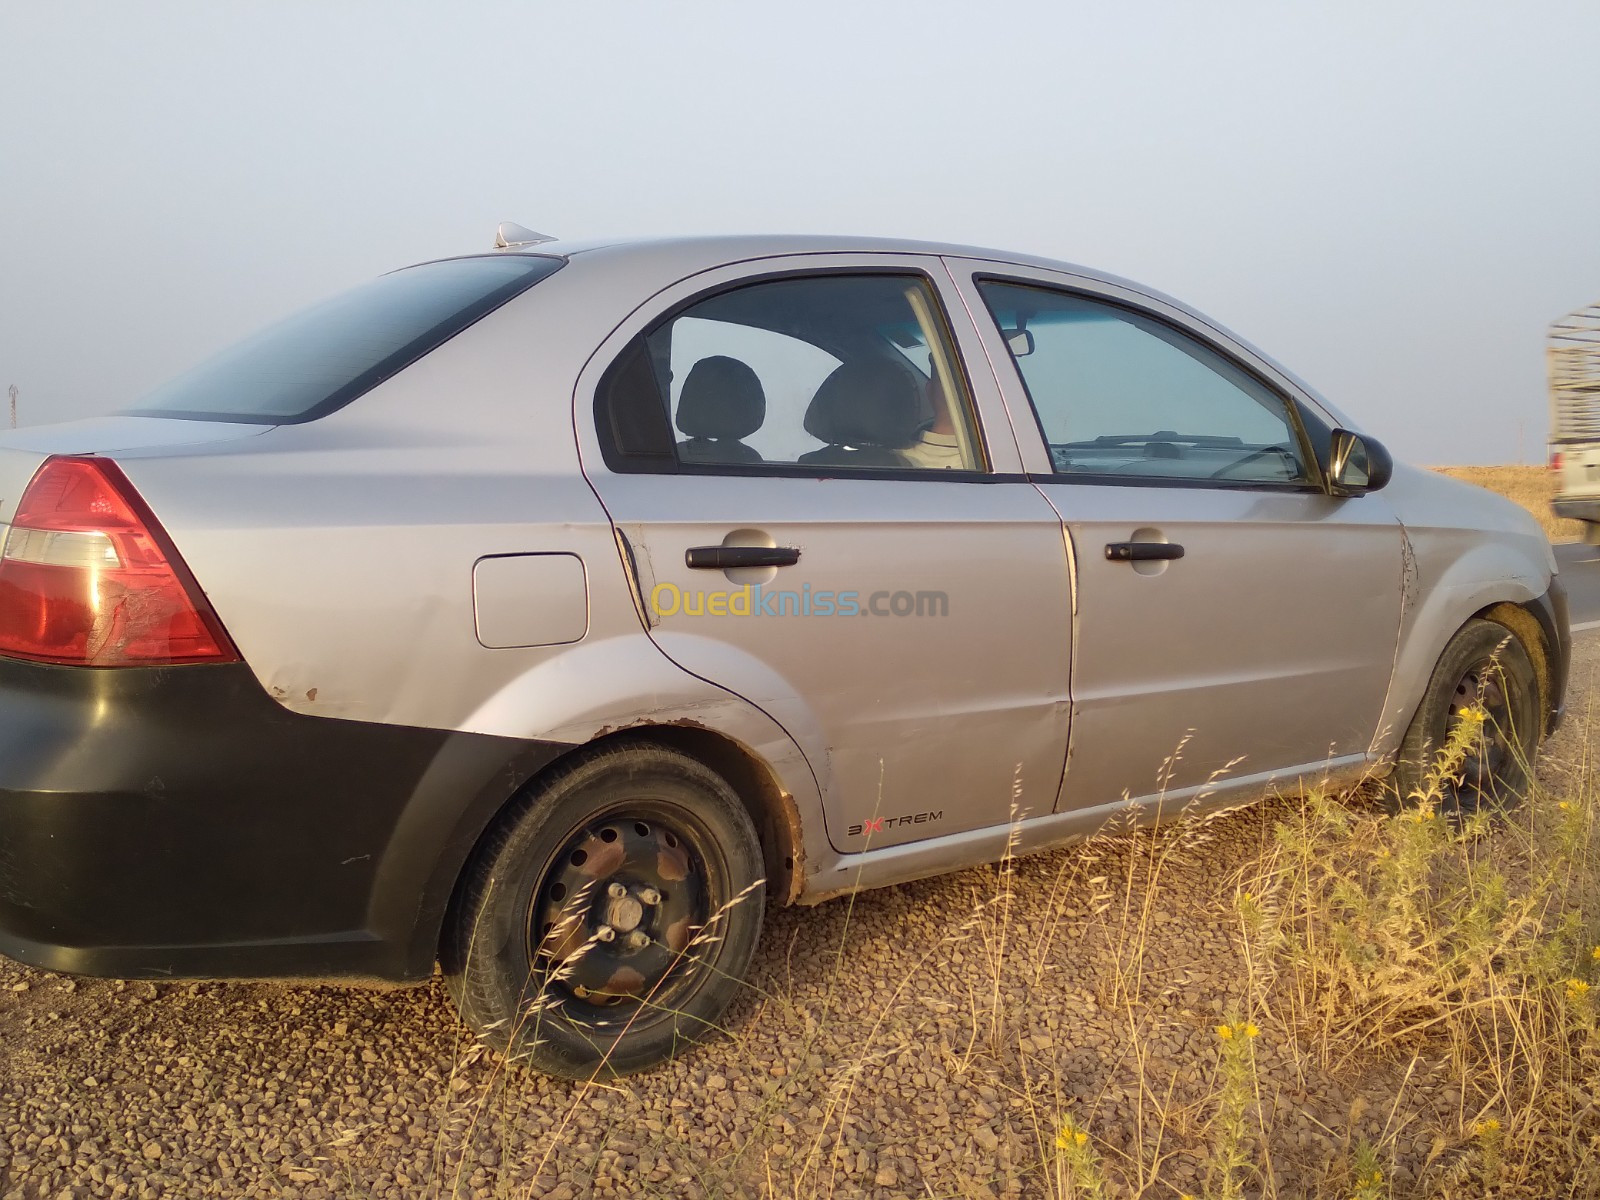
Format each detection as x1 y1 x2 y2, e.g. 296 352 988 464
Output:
2 633 1596 1200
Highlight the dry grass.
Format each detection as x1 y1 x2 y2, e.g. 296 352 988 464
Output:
933 709 1600 1199
1431 465 1582 543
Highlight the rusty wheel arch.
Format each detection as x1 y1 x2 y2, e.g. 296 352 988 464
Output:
438 724 803 971
575 724 804 905
1477 600 1552 734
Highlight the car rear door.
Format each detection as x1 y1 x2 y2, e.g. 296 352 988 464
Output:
575 254 1073 851
945 261 1405 811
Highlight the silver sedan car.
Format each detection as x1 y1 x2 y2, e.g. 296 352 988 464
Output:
0 230 1570 1077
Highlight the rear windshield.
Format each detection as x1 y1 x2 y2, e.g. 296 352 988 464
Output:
128 255 563 424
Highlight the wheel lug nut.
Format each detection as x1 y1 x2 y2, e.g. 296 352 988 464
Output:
594 925 616 943
607 882 628 900
627 931 650 949
638 887 661 906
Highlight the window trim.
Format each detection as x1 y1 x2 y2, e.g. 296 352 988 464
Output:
973 273 1330 495
593 266 998 479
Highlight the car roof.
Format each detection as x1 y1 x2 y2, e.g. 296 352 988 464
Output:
493 231 1144 290
473 234 1228 361
423 232 1353 429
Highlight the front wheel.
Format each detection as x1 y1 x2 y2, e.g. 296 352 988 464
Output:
1392 618 1542 815
442 741 766 1078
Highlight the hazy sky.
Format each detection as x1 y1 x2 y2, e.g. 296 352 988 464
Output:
3 1 1598 463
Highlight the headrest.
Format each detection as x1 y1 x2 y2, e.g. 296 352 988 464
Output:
675 357 765 440
802 359 923 450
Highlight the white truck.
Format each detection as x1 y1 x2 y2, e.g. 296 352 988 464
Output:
1550 302 1600 545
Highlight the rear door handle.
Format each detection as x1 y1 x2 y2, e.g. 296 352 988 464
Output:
685 545 802 570
1105 541 1185 562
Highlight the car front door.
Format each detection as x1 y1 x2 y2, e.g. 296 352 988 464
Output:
948 263 1404 812
576 256 1073 851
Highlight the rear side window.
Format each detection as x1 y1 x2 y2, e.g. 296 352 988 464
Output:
128 256 563 424
596 272 985 474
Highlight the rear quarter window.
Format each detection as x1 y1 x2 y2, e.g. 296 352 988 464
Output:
128 255 563 424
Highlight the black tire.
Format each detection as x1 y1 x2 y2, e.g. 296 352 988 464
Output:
442 740 765 1078
1392 618 1542 815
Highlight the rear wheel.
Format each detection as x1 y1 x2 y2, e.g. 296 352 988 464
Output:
1392 618 1542 815
443 741 765 1078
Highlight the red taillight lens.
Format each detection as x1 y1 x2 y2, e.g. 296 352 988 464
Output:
1551 450 1563 472
0 456 239 666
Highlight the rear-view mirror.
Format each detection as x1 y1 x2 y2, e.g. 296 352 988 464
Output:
1003 328 1035 357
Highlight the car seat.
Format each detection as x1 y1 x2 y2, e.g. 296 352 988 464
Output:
675 356 765 464
797 359 923 468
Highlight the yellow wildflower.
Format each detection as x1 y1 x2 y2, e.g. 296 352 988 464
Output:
1591 946 1600 963
1566 978 1590 1000
1559 801 1572 812
1473 1117 1501 1136
1244 1023 1260 1039
1054 1118 1090 1151
1216 1024 1233 1040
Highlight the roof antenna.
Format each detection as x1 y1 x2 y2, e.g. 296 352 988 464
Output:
494 222 556 249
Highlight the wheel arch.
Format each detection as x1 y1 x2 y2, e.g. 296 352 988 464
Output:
1476 601 1550 726
1371 576 1543 762
426 722 807 974
608 724 806 907
1476 586 1568 736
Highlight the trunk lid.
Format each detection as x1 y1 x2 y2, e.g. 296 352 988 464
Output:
0 416 270 529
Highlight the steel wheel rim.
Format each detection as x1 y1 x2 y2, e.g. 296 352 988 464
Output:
526 800 718 1031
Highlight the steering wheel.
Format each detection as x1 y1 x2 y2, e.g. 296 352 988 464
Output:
1210 445 1298 480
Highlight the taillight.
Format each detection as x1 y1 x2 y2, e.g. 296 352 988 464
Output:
1551 450 1563 472
0 456 239 666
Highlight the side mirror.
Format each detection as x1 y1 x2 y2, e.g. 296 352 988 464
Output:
1003 328 1035 357
1328 428 1393 496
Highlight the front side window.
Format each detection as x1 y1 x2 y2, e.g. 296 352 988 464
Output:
978 281 1312 486
598 274 984 472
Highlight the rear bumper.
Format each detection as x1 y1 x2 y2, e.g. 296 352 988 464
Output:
1553 498 1600 523
0 658 567 982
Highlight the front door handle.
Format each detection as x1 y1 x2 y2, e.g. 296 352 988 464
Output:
686 545 802 570
1105 541 1185 562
